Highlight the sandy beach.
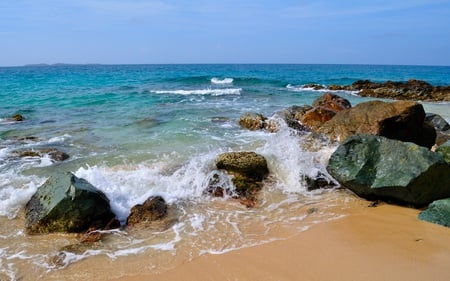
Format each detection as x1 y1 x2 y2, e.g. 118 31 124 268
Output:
115 200 450 281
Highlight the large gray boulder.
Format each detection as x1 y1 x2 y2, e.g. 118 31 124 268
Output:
318 100 436 148
25 172 116 234
418 198 450 227
327 134 450 207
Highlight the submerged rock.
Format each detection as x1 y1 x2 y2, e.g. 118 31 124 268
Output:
126 196 168 227
25 172 116 234
18 148 70 162
12 114 24 121
318 100 436 148
327 134 450 207
418 198 450 227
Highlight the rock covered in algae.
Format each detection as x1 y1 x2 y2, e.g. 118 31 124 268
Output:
25 172 116 234
327 134 450 207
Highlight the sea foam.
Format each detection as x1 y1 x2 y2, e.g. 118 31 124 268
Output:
151 88 241 96
211 77 234 84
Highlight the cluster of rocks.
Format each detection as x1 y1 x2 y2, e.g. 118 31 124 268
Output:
238 91 450 227
14 84 450 258
303 79 450 102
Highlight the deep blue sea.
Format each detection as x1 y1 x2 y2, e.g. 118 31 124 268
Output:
1 64 449 280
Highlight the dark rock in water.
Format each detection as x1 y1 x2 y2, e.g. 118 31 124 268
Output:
12 114 24 121
18 148 69 161
25 172 116 234
303 171 337 191
204 171 233 197
215 152 269 206
318 100 436 148
436 141 450 163
327 134 450 207
418 198 450 227
126 196 168 227
282 105 312 131
216 152 269 181
238 112 266 131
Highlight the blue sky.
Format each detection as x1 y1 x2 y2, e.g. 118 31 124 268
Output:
1 0 449 66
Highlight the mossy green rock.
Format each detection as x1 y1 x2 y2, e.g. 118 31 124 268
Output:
216 152 269 180
418 198 450 227
25 172 116 234
327 134 450 207
436 141 450 163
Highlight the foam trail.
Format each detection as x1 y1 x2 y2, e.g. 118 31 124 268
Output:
286 84 360 95
151 88 241 96
211 77 233 84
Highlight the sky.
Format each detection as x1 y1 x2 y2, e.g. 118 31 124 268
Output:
1 0 450 66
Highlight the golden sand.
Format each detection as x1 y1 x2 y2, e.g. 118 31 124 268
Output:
114 202 450 281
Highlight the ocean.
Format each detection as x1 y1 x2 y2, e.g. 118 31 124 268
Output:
1 64 449 280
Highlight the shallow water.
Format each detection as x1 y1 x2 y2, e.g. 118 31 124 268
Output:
1 64 449 280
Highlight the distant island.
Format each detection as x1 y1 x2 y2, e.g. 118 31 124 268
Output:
24 63 103 67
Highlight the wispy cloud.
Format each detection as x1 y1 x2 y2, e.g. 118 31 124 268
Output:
281 0 447 19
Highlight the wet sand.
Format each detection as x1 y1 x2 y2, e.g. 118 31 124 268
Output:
115 201 450 281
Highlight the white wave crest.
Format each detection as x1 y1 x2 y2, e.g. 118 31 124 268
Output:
286 84 360 95
211 77 233 84
151 88 241 96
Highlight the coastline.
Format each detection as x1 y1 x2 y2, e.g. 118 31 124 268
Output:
115 200 450 281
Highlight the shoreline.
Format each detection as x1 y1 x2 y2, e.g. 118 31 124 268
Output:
115 201 450 281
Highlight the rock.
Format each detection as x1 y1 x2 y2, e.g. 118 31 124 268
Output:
214 152 269 206
425 113 450 131
18 148 70 161
327 134 450 207
318 100 436 148
311 93 351 110
126 196 168 227
436 141 450 163
303 171 337 191
282 105 312 130
25 172 116 234
300 106 339 130
418 198 450 227
263 118 280 133
216 152 269 180
426 113 450 146
298 93 351 130
238 112 266 130
12 114 24 121
350 79 450 102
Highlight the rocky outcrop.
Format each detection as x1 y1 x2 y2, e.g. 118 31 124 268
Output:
311 92 352 110
302 79 450 102
318 100 436 148
126 196 168 227
209 152 269 207
418 198 450 227
25 172 116 234
327 134 450 207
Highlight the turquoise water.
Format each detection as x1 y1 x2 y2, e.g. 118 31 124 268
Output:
1 64 449 280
